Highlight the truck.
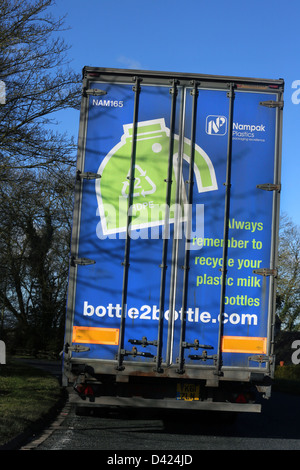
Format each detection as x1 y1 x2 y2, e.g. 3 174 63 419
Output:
62 67 284 415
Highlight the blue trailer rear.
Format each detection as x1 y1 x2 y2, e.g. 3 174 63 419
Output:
63 68 284 413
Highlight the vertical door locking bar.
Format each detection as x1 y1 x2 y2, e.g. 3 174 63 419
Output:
176 82 199 374
215 83 235 376
155 80 178 373
116 77 141 371
165 88 185 367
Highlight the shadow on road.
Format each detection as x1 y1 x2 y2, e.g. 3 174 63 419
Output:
73 390 300 442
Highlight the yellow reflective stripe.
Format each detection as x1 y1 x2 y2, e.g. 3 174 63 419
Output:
72 326 119 346
221 336 267 354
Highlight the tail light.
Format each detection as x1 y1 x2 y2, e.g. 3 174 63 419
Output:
235 393 247 403
74 383 94 397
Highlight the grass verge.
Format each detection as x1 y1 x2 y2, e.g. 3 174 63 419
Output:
0 359 64 448
273 364 300 395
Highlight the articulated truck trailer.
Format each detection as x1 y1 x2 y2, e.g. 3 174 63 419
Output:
62 67 284 414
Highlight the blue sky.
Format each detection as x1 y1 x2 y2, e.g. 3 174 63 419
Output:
51 0 300 226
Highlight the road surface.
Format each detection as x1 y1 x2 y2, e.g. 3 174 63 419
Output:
21 389 300 451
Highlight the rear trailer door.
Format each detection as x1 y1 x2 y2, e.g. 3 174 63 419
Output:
64 68 283 382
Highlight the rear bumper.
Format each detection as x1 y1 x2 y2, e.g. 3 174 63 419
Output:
68 389 261 413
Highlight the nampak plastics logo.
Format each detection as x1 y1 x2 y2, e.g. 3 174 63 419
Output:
96 118 218 236
206 115 227 136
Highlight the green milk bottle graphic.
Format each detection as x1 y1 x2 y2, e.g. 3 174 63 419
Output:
96 118 217 235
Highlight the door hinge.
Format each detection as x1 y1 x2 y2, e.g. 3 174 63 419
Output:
71 256 96 266
259 100 284 109
64 343 90 354
253 268 277 277
257 183 281 192
248 355 274 364
82 87 107 97
77 170 101 181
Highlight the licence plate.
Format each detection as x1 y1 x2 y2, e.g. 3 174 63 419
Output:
177 383 200 401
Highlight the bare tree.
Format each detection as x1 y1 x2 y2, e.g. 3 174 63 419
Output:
0 0 81 180
276 213 300 331
0 169 74 351
0 0 80 351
